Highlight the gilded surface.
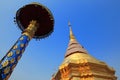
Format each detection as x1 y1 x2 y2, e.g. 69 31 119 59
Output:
23 20 38 39
51 26 117 80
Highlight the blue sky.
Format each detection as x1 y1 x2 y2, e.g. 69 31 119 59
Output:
0 0 120 80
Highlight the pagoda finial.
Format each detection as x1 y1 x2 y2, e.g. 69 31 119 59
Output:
68 21 75 41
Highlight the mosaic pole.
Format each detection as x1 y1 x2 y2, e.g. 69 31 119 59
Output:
0 3 54 80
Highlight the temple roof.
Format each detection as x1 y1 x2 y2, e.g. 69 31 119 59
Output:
61 23 115 72
63 23 102 64
52 23 116 80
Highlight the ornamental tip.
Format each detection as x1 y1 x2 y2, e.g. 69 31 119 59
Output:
68 21 72 27
68 21 76 40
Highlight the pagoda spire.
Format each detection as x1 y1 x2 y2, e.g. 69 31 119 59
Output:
65 22 88 57
68 21 75 41
51 22 117 80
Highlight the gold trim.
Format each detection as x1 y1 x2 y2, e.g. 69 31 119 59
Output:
22 49 25 54
17 56 21 61
2 60 9 67
10 58 15 64
4 67 10 74
22 20 38 39
16 50 20 54
7 52 13 57
20 44 24 48
13 45 18 49
20 37 24 40
11 64 16 71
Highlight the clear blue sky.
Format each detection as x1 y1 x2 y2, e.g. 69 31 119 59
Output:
0 0 120 80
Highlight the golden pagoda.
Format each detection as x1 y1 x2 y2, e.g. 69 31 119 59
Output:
51 23 117 80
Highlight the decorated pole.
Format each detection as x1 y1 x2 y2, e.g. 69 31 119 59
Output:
0 3 54 80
